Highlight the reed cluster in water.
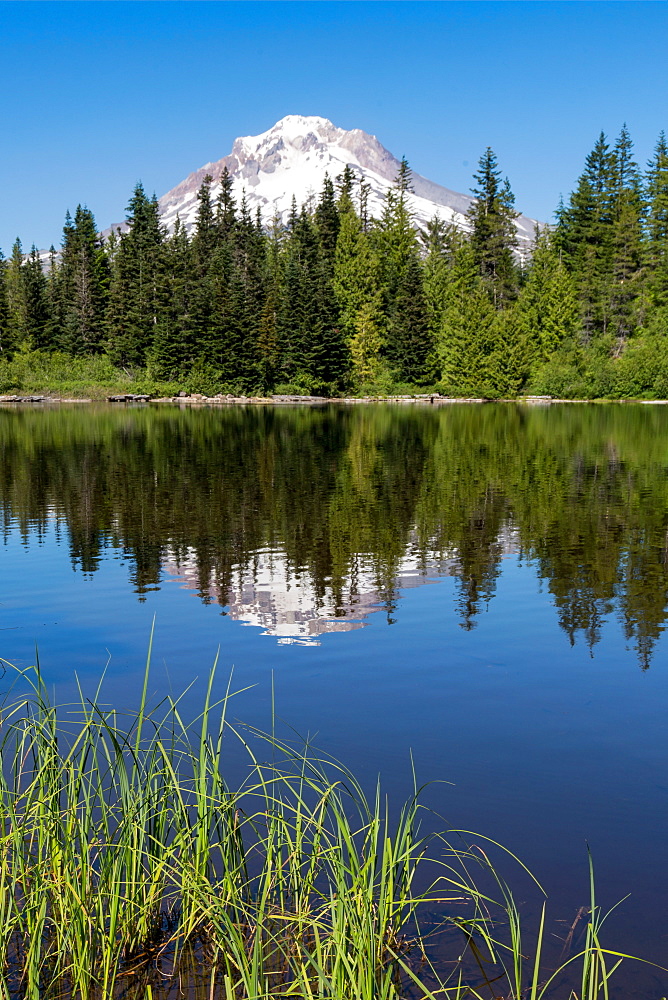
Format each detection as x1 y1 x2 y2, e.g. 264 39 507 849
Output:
0 651 641 999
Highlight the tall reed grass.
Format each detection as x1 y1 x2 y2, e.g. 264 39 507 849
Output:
0 650 651 999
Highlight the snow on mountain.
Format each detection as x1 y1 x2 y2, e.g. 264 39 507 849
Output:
156 115 538 251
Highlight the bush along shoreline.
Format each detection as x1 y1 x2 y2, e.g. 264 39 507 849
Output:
0 650 656 1000
2 350 668 405
1 126 668 402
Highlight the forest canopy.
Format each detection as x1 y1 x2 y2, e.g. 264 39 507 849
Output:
1 125 667 399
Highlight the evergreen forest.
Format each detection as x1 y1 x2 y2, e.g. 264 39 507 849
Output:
2 124 668 399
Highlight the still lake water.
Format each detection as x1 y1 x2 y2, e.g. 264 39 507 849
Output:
1 401 667 990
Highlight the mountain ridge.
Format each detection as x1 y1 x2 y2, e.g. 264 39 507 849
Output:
137 115 538 250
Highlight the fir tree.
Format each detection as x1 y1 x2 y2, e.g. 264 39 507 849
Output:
468 148 519 307
190 174 218 350
257 215 283 391
374 158 432 383
608 125 645 351
23 247 48 350
421 217 463 359
513 230 580 371
0 252 10 356
557 132 616 343
5 239 27 351
314 174 340 263
437 241 498 395
58 206 107 354
216 166 237 238
349 298 385 389
150 218 195 377
334 190 368 339
646 132 668 324
336 164 356 205
107 183 165 366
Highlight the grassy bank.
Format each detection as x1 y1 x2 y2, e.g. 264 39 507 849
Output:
0 351 439 401
0 351 180 401
0 653 649 999
5 348 668 403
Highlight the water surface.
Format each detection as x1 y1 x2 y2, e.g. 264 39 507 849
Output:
1 401 667 992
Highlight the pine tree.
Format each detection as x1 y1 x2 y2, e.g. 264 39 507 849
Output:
467 148 519 307
334 191 368 339
513 230 580 371
373 158 432 383
190 174 218 350
0 252 10 356
57 206 107 354
437 241 498 395
314 174 340 262
5 239 27 351
107 183 165 366
309 176 348 389
646 132 668 324
23 247 48 349
150 218 195 377
43 246 60 350
421 217 463 358
231 197 265 389
337 164 356 205
556 132 616 343
277 207 320 387
349 298 385 389
216 166 237 238
608 125 645 352
257 214 283 391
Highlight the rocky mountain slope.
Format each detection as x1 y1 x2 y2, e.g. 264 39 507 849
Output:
155 115 538 250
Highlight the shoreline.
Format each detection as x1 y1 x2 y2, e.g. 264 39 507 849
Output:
2 391 668 407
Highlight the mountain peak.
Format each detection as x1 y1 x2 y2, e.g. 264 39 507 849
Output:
156 116 538 249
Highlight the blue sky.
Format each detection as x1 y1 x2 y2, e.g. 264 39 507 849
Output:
1 1 666 251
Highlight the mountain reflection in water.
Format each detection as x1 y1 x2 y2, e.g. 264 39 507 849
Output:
1 402 667 666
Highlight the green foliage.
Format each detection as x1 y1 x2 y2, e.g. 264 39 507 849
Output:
468 147 519 307
5 124 668 398
0 349 177 398
436 241 500 396
373 159 434 382
181 361 244 397
0 653 643 999
349 298 389 390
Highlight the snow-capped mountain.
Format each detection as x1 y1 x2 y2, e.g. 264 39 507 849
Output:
156 115 538 250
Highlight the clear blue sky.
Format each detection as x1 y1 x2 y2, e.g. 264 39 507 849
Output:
1 1 666 251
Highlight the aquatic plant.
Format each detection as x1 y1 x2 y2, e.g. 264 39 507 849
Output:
0 649 651 999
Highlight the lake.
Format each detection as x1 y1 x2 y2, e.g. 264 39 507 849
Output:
1 401 667 993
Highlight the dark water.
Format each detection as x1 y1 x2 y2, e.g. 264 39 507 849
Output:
1 402 667 991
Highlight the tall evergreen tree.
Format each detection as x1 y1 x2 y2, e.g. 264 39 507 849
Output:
150 218 195 377
646 132 668 323
513 229 580 371
107 184 165 366
421 217 463 355
468 148 519 307
437 241 498 395
608 125 645 351
216 166 237 238
310 176 348 389
257 214 283 390
189 174 218 349
57 206 107 354
5 239 28 352
23 247 49 350
373 159 432 383
0 252 10 356
556 132 616 343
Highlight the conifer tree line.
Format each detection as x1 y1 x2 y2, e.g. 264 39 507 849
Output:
1 124 668 398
